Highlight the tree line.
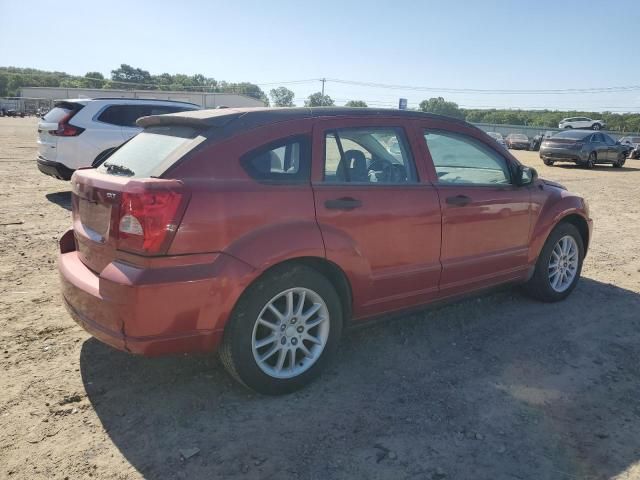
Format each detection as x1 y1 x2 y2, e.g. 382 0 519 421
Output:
2 66 639 131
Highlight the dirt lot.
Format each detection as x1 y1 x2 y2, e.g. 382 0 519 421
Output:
1 116 639 480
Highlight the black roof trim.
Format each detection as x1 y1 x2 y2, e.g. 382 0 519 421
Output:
90 97 200 106
136 107 471 130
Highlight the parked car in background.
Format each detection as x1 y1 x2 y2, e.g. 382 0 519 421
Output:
558 117 606 130
506 133 530 150
37 98 200 180
619 136 640 159
59 107 592 394
486 131 507 149
539 130 630 168
530 134 544 151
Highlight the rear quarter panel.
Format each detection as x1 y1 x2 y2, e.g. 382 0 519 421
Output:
167 119 325 270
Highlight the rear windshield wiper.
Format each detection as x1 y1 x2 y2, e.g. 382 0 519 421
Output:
103 162 135 177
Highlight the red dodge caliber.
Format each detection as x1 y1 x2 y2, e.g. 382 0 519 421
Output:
59 108 592 394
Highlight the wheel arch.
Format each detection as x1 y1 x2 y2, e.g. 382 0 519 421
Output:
559 213 590 253
249 256 354 325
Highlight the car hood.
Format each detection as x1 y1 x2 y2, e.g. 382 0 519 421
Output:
541 178 567 190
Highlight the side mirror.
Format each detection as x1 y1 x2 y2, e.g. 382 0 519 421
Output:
516 165 537 186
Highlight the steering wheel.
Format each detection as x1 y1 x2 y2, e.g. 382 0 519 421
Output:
368 158 406 183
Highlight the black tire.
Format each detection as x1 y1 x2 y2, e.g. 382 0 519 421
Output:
564 126 573 129
219 264 343 395
543 158 554 166
613 153 625 168
592 123 601 130
585 152 596 169
523 223 584 302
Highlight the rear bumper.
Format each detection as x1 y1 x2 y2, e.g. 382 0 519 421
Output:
539 149 586 163
508 143 529 150
37 156 74 181
57 230 250 356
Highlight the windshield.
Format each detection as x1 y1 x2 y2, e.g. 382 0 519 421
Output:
487 132 503 140
97 125 201 178
509 134 528 141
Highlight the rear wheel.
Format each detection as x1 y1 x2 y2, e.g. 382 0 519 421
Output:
523 223 584 302
592 123 602 130
219 265 343 395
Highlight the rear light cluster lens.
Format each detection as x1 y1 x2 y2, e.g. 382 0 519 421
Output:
117 190 185 254
49 111 84 137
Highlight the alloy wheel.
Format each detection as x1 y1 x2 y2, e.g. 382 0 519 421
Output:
548 235 579 293
251 288 330 379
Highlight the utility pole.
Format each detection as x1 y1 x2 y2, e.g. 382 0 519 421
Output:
321 78 326 97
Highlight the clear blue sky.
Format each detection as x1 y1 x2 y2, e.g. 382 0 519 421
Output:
1 0 639 112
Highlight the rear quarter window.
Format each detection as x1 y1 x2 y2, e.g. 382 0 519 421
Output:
97 125 202 178
240 136 311 183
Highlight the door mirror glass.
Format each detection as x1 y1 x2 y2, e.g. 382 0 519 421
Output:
517 165 537 186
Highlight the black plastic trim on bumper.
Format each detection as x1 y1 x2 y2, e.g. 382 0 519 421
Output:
37 157 74 181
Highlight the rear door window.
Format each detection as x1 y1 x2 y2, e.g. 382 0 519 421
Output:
323 127 417 184
98 105 194 127
97 125 201 178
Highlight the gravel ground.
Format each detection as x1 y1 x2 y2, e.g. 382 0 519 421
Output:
1 116 639 480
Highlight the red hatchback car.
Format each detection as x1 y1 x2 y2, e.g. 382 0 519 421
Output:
59 108 592 394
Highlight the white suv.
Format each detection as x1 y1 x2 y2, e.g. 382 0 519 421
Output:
558 117 606 130
37 98 200 180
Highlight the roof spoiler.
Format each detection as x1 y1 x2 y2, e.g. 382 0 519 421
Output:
136 109 244 129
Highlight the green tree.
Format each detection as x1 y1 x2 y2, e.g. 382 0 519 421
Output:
82 72 105 88
110 64 152 88
220 81 269 105
269 86 295 107
419 97 464 119
345 100 368 107
305 92 335 107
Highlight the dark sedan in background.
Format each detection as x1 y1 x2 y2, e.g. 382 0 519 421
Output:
506 133 530 150
539 130 631 168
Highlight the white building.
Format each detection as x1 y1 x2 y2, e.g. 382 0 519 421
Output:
19 87 266 109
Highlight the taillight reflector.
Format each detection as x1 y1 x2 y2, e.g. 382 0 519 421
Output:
117 190 184 254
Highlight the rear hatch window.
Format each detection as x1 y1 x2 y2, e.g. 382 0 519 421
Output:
97 125 201 178
42 102 83 122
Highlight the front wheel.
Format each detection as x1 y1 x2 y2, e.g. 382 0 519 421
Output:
523 223 584 302
585 152 596 169
543 158 554 166
219 265 343 395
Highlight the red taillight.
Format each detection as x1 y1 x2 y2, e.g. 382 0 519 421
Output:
49 111 84 137
117 190 185 255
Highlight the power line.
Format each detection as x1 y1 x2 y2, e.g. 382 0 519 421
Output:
325 78 640 95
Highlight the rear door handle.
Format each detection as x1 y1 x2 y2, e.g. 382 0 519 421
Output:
445 195 472 207
324 197 362 210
